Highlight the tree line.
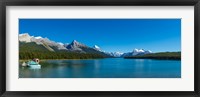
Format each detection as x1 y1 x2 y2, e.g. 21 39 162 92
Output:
19 51 106 60
124 52 181 60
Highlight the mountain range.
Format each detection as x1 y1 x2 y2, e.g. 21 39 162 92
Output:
19 33 152 57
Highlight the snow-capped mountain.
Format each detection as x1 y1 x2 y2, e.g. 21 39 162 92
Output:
19 33 32 42
107 49 152 57
92 45 123 57
65 40 112 57
19 33 152 57
19 33 67 51
93 45 101 51
122 49 152 57
19 33 109 55
108 52 124 57
132 49 152 56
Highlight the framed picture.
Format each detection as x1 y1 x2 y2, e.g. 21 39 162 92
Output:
0 0 200 97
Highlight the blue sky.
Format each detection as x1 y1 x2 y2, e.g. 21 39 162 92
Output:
19 19 181 53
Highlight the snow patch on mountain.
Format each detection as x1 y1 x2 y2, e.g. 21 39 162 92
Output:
35 36 42 39
93 45 101 51
57 42 64 46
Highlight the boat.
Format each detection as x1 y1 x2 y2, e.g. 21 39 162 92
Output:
27 58 41 69
27 61 41 69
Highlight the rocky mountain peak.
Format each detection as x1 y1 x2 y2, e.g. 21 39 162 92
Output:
19 33 67 51
66 40 87 51
19 33 32 42
70 40 86 47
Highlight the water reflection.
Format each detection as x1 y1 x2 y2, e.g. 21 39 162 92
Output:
19 58 181 78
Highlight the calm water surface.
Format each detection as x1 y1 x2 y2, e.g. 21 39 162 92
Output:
19 58 181 78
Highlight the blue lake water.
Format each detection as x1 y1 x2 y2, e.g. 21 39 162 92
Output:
19 58 181 78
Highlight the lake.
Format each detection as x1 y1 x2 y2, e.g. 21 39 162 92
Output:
19 58 181 78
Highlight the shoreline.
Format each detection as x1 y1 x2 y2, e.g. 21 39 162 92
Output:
20 57 181 62
124 57 181 60
19 58 106 61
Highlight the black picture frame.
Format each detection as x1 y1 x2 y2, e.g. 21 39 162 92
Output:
0 0 200 97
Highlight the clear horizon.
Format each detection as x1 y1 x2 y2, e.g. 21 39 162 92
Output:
19 19 181 53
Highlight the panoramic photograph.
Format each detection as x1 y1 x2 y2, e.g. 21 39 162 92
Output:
19 19 181 78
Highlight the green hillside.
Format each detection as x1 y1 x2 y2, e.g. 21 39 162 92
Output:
124 52 181 60
19 42 107 60
19 42 48 52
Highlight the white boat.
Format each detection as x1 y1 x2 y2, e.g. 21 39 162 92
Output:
27 60 41 69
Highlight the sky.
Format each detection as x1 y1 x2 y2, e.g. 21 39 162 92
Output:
19 19 181 53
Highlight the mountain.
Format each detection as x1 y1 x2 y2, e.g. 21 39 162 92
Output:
92 45 124 57
19 33 67 51
31 37 67 50
65 40 87 51
19 33 112 58
19 42 50 52
65 40 112 57
19 33 152 58
106 49 152 57
19 41 107 59
108 52 124 57
122 49 152 57
19 33 32 42
124 52 181 60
